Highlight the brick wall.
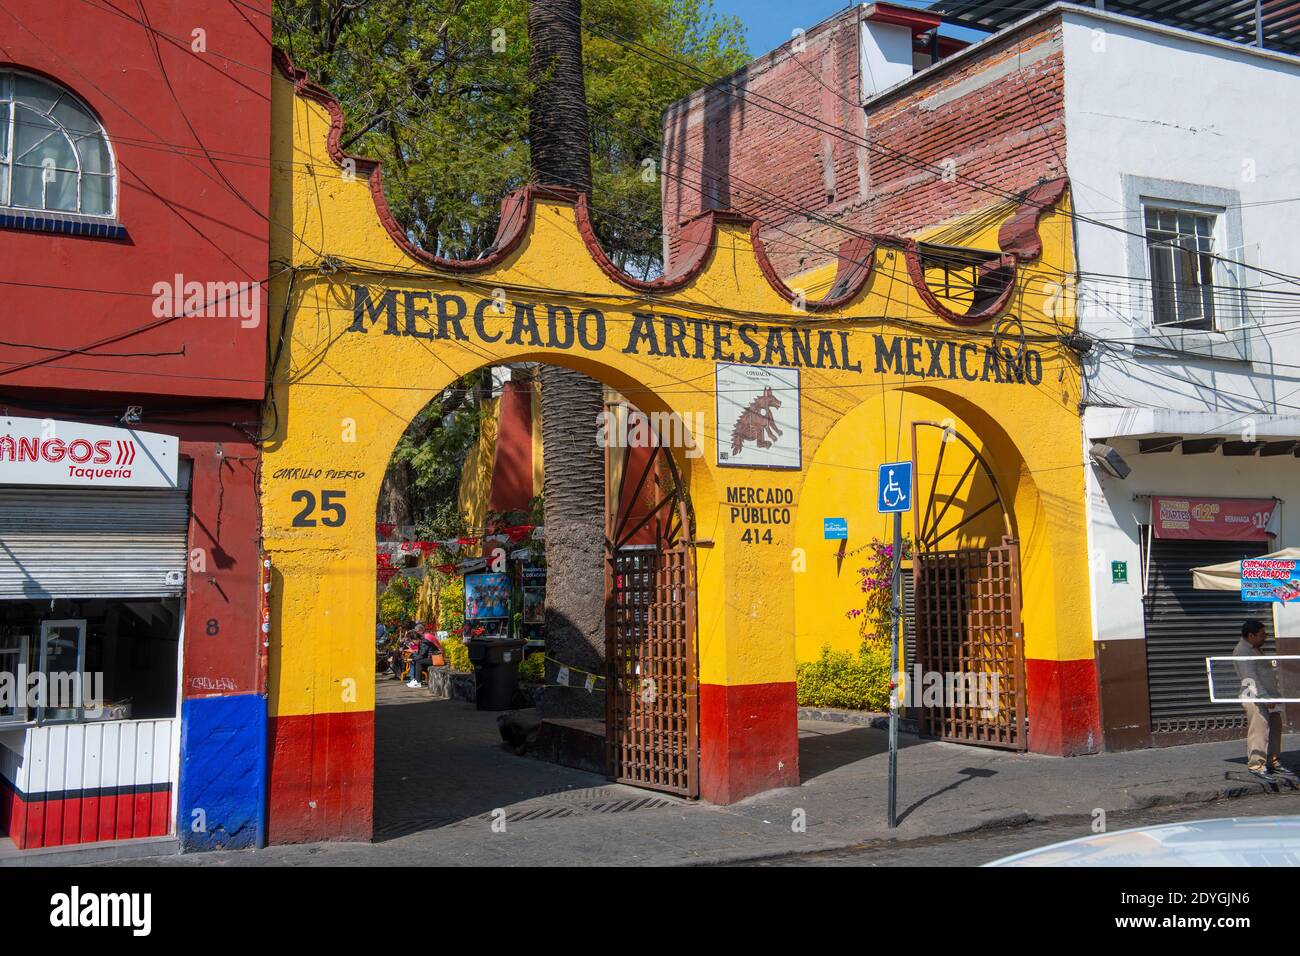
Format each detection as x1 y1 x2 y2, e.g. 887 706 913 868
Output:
661 13 1067 279
662 11 866 274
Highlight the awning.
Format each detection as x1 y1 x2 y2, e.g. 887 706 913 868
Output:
1191 548 1300 591
925 1 1300 56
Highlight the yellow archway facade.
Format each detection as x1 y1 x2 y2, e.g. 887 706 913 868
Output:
262 56 1095 843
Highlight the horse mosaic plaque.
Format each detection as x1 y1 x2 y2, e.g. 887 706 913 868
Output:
715 364 801 470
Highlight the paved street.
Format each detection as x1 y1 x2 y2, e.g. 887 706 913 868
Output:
372 675 608 839
95 677 1300 867
751 789 1300 866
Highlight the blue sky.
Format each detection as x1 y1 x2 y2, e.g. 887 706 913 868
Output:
711 0 987 57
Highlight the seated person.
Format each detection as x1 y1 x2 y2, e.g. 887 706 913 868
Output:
387 621 415 681
406 628 444 688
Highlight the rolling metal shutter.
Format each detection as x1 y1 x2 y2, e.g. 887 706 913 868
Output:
0 487 190 599
1143 537 1270 734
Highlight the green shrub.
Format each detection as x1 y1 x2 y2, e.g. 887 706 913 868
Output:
518 650 545 685
438 575 465 634
796 641 893 711
378 575 418 626
441 634 472 673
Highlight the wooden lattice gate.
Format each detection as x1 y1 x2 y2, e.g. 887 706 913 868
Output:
911 422 1027 750
605 441 699 797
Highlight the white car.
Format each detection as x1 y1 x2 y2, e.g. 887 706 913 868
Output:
985 817 1300 866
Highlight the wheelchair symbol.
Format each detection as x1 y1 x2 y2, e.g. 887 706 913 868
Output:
878 461 912 513
882 469 905 508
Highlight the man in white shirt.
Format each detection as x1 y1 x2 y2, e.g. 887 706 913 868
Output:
1233 619 1294 781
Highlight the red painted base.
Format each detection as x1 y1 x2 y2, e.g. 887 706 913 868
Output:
1026 657 1101 756
0 778 170 850
699 681 800 804
268 710 374 844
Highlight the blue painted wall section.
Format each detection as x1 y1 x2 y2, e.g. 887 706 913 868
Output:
178 694 267 851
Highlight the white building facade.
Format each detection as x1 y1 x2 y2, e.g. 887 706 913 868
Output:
1059 7 1300 749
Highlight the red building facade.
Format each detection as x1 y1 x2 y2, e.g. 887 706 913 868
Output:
0 0 272 851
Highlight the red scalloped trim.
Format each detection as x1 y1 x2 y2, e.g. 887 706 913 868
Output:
999 177 1070 261
275 49 1069 324
573 195 744 293
751 225 878 312
273 49 531 274
904 177 1071 326
903 241 1018 327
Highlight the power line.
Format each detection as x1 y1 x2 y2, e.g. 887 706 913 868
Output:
563 5 1300 291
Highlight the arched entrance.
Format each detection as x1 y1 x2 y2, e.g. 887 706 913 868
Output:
265 57 1090 842
910 421 1026 750
366 366 701 837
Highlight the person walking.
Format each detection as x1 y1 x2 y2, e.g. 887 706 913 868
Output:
1233 619 1295 781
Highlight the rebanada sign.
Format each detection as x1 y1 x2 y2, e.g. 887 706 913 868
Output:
0 417 179 488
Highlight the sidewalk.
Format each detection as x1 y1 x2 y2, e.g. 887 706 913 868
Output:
102 682 1300 867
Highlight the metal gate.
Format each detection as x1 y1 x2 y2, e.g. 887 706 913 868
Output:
911 422 1027 749
605 441 699 797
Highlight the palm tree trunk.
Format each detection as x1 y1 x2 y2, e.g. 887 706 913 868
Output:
378 462 413 528
529 0 605 717
528 0 591 195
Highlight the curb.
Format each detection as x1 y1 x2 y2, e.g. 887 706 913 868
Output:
684 776 1287 867
0 836 180 868
798 707 919 734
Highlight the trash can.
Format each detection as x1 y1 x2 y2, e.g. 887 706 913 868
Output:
465 638 527 711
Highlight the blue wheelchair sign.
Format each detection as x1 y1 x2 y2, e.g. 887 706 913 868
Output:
877 461 913 513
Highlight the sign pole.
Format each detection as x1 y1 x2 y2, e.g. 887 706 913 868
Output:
888 508 901 829
877 458 911 830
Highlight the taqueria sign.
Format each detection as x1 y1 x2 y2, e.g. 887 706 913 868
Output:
0 417 179 488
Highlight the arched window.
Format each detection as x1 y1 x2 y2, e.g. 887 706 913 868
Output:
0 71 115 217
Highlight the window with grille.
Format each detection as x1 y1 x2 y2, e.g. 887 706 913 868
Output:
0 71 115 218
1144 206 1218 330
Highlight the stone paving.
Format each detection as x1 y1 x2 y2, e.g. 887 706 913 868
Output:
371 675 608 840
103 677 1300 866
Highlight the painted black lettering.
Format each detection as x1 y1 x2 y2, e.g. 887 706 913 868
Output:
905 337 923 377
712 321 735 362
507 302 543 347
791 329 813 367
926 339 945 378
473 298 503 343
763 327 789 366
577 308 605 350
625 311 662 355
350 286 400 335
816 331 838 369
874 335 903 374
959 343 979 380
1025 350 1043 385
737 324 761 364
662 316 687 358
545 305 575 349
435 294 469 341
839 332 861 372
402 290 433 339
